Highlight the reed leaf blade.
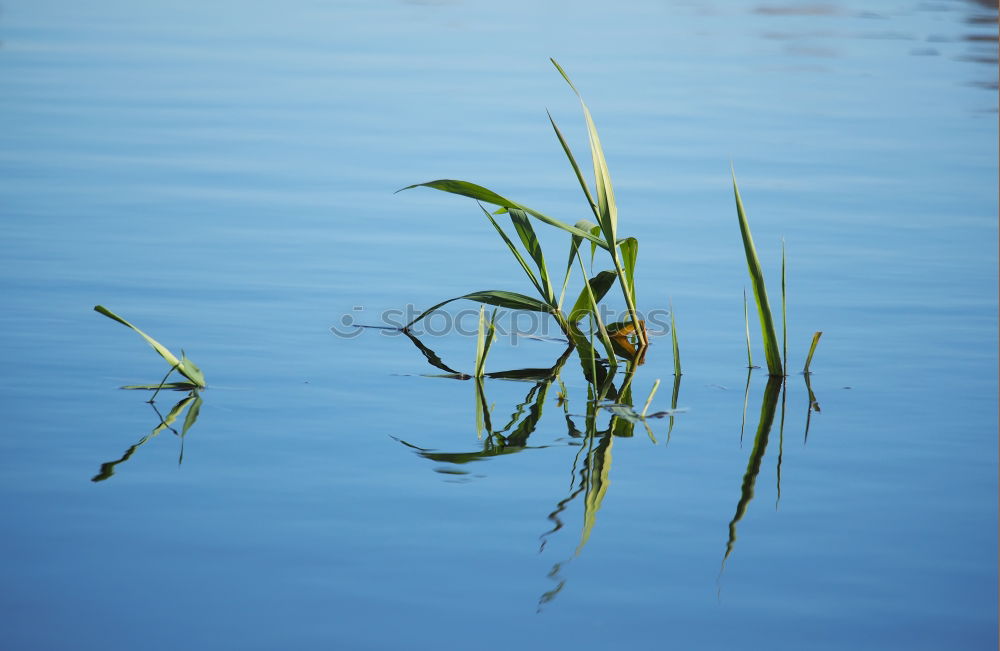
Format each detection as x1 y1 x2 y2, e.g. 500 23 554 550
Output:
619 237 638 305
477 203 545 298
550 58 617 245
404 290 551 330
547 110 599 219
670 300 681 377
803 331 823 374
398 179 609 249
731 173 782 376
508 208 555 304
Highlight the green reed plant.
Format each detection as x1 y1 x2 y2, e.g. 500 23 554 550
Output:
94 305 206 392
731 172 783 377
398 203 616 345
549 59 646 347
398 59 647 355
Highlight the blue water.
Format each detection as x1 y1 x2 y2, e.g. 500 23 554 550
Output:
1 1 996 649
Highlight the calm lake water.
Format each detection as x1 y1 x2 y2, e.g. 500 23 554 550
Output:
1 1 996 649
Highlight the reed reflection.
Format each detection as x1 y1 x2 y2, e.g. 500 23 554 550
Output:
395 331 824 608
92 391 202 482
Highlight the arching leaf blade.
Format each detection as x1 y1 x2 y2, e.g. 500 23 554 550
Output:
404 291 552 330
398 179 608 249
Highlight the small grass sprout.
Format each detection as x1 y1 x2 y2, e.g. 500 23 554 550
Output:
803 331 823 375
474 306 499 378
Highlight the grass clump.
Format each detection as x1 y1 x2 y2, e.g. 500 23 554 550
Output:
398 59 649 364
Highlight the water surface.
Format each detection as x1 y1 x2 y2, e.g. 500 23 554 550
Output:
1 1 996 649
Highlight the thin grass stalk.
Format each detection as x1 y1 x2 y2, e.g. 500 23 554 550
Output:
781 240 787 378
147 363 180 403
670 299 681 377
743 288 754 369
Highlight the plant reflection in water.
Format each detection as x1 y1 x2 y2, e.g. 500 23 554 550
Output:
91 390 202 483
395 330 821 609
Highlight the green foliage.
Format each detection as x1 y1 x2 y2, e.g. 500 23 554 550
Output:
94 305 206 389
550 58 646 346
399 59 650 355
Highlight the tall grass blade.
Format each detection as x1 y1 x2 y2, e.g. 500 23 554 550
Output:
550 58 617 246
94 305 206 388
547 110 599 220
670 299 681 377
803 331 823 374
731 172 782 376
398 179 609 249
550 59 645 347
